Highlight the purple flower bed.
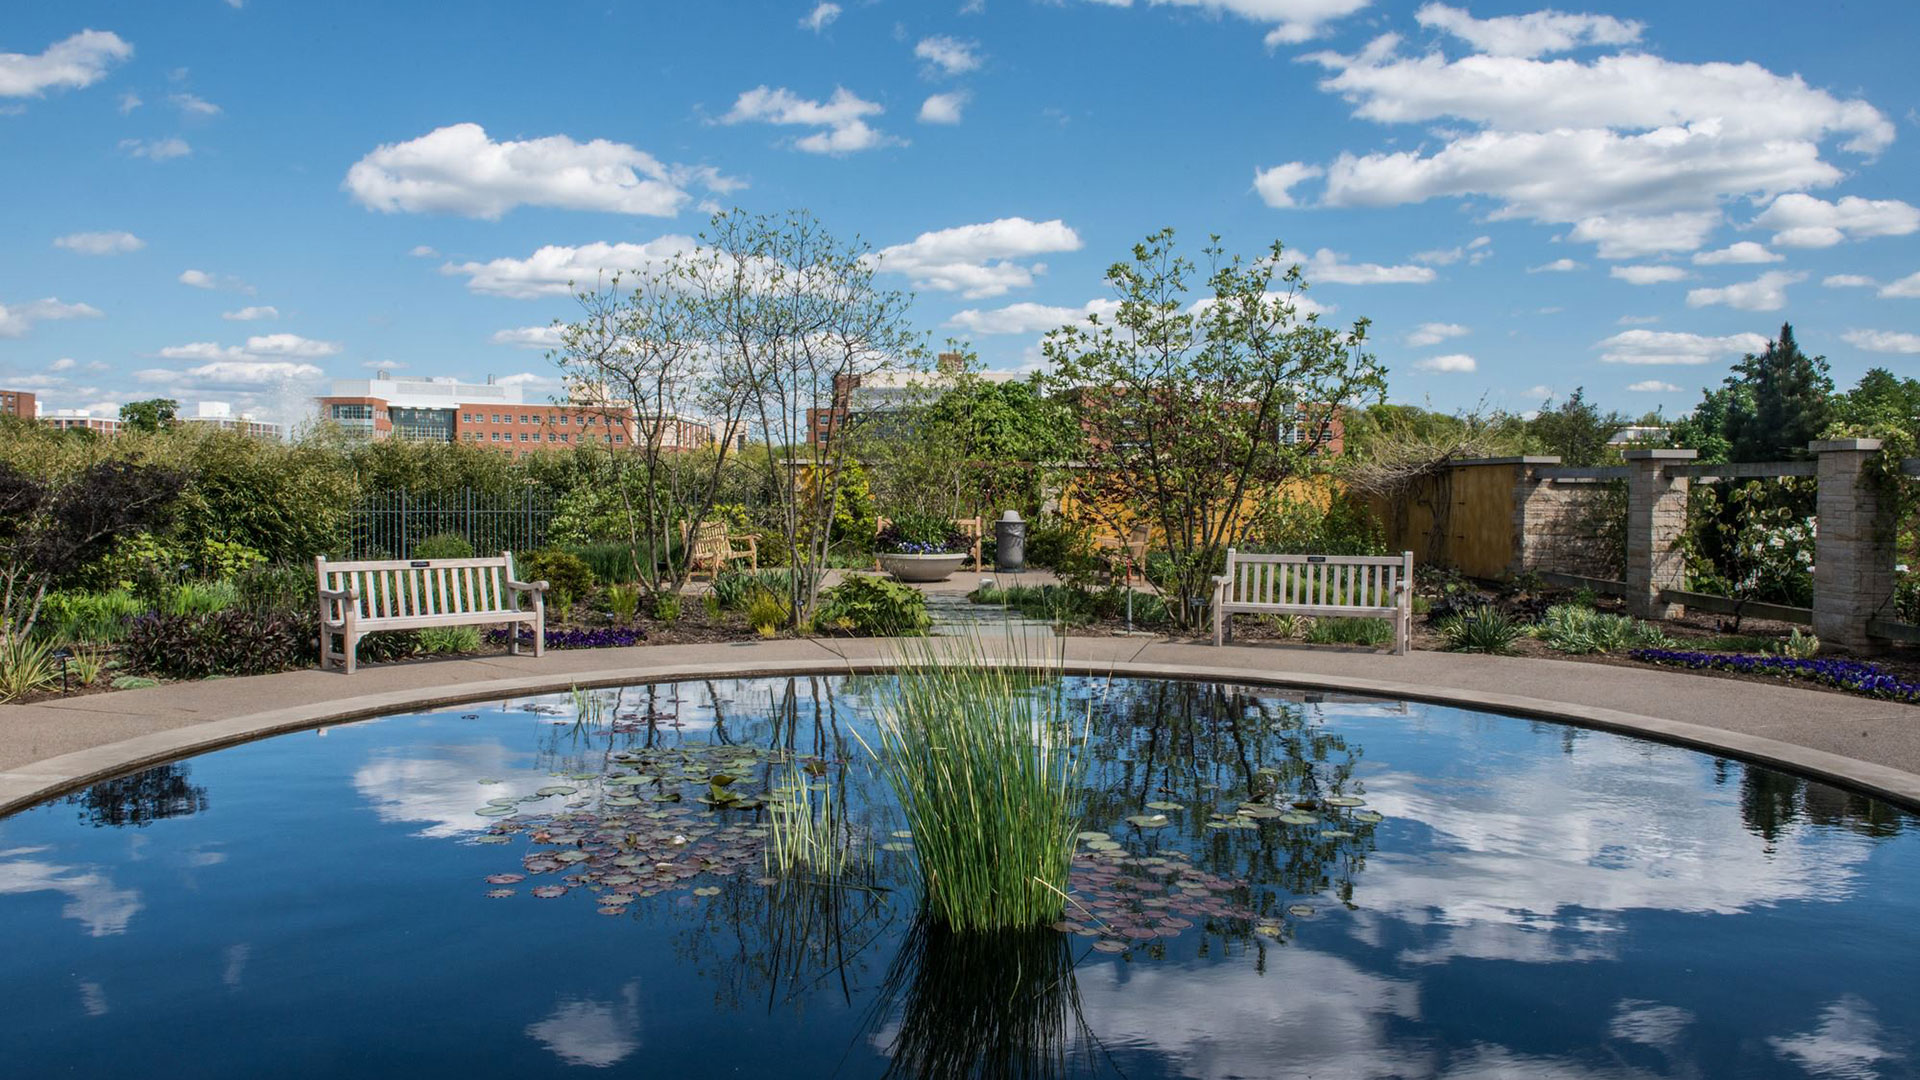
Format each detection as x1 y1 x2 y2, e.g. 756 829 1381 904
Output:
882 540 961 556
487 626 648 650
1628 648 1920 704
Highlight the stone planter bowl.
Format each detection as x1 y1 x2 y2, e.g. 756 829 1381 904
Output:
877 552 969 583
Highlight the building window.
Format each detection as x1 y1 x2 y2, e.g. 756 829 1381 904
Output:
613 434 624 444
557 414 568 425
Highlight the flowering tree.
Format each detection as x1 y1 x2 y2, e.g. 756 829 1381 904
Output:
1041 229 1384 630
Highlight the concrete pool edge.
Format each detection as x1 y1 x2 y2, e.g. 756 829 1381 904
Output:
4 640 1919 817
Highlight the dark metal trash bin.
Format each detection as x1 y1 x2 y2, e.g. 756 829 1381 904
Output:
994 510 1026 572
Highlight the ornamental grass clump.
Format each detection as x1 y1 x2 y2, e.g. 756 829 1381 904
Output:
864 637 1088 931
1436 604 1523 654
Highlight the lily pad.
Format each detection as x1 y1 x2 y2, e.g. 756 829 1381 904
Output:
1084 840 1123 852
555 850 590 864
692 886 722 897
1144 801 1184 812
1124 814 1170 829
1353 811 1384 824
536 785 579 797
1324 796 1365 808
1288 904 1315 917
476 806 517 817
1076 831 1110 842
1279 812 1320 826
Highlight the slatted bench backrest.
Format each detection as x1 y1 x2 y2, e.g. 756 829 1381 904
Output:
317 555 520 622
1220 551 1411 614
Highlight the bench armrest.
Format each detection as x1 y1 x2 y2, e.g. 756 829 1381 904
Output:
1210 575 1230 586
318 586 358 601
506 578 549 593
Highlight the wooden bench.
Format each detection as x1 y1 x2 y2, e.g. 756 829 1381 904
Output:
1211 550 1414 654
315 552 548 674
683 521 757 579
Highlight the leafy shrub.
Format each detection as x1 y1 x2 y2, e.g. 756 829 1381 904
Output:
88 533 265 591
1262 613 1309 638
419 626 482 654
1530 604 1671 654
815 574 931 635
606 583 642 622
1894 571 1918 625
651 589 682 623
745 588 791 635
34 589 145 645
412 533 475 560
162 580 240 617
122 608 318 679
1247 492 1385 556
876 511 969 555
236 564 314 614
1022 517 1094 570
712 568 798 611
1305 617 1394 647
1436 605 1522 654
514 549 596 608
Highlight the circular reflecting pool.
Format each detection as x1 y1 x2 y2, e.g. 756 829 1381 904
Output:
2 676 1915 1078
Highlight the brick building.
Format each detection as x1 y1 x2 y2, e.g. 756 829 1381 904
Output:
316 373 719 459
0 388 35 420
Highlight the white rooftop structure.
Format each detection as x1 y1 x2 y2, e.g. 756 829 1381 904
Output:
326 372 524 408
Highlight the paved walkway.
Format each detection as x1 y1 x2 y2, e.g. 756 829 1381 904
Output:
2 633 1916 817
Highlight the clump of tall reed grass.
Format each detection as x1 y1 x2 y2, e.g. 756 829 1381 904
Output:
860 635 1088 931
764 760 865 880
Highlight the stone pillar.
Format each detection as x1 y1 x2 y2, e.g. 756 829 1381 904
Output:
1811 439 1894 653
1623 449 1696 620
1506 457 1561 578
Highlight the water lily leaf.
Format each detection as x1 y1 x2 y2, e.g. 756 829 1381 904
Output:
474 835 511 845
1288 904 1315 917
1144 801 1184 812
1092 940 1128 954
555 850 590 864
1324 796 1365 808
1279 812 1319 826
891 830 914 839
1353 811 1384 824
485 888 515 899
692 886 722 897
1085 840 1122 852
531 885 568 899
1322 829 1355 839
1076 831 1110 842
1124 814 1170 829
476 806 517 817
708 773 738 788
536 785 578 796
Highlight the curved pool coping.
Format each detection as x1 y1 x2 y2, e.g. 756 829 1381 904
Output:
4 647 1919 818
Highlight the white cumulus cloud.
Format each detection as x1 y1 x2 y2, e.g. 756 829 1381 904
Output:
442 237 697 299
1252 162 1323 209
344 123 739 219
1685 270 1805 311
1625 379 1681 392
119 137 191 161
1823 274 1875 288
1692 241 1782 265
1078 0 1372 47
915 36 981 76
491 325 565 349
1415 353 1476 372
1528 257 1582 273
1300 36 1892 258
178 268 252 292
1610 265 1690 285
1304 248 1434 285
221 306 279 321
1841 329 1920 354
0 297 104 339
1413 3 1642 58
721 86 901 155
919 91 969 125
0 30 132 98
1595 329 1768 365
1879 271 1920 299
53 230 144 255
946 300 1122 335
1405 321 1469 346
873 217 1082 298
1752 193 1920 248
800 3 841 31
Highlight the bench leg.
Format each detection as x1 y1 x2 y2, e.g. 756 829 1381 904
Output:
532 602 545 658
343 628 357 675
1213 605 1224 647
507 619 520 656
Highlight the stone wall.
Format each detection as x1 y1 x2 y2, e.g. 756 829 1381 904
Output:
1516 477 1621 580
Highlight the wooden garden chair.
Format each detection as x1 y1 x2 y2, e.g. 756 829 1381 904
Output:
682 521 757 579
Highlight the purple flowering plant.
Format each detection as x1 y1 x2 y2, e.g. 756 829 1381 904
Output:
1629 648 1920 704
876 511 970 556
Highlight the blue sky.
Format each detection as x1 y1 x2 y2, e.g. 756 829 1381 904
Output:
3 0 1917 428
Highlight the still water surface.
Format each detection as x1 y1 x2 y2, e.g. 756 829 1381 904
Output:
1 676 1914 1078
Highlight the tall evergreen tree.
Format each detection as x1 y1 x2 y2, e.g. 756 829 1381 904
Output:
1721 323 1832 461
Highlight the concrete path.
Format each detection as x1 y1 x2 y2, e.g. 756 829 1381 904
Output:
2 632 1916 818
